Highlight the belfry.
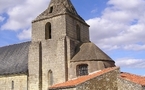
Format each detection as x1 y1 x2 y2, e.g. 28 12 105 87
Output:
29 0 115 89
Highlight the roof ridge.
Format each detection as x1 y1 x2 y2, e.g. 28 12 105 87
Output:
33 0 85 22
0 41 31 48
49 67 119 89
121 72 145 78
120 72 145 86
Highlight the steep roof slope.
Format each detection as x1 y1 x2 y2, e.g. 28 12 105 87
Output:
120 72 145 86
33 0 85 22
0 42 31 75
49 67 118 89
72 42 114 62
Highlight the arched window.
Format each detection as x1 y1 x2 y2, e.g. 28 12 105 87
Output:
45 22 52 39
49 6 53 13
48 70 53 86
76 64 88 76
76 25 81 40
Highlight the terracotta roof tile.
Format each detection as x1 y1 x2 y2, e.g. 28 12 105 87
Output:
49 67 119 89
120 72 145 86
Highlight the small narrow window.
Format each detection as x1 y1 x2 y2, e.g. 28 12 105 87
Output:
77 64 88 76
49 6 53 13
76 25 81 41
45 22 52 39
12 81 14 90
48 70 53 86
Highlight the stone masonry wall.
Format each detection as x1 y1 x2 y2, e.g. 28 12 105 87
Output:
117 77 143 90
32 15 66 42
28 42 42 90
143 86 145 90
69 61 115 80
75 68 120 90
42 38 67 90
31 15 67 90
0 74 27 90
49 87 76 90
66 15 90 43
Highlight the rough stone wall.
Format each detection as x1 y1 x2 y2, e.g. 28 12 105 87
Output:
32 15 66 42
49 88 76 90
66 37 80 80
31 14 68 90
0 74 27 90
143 86 145 90
75 68 119 90
42 38 67 90
117 77 143 90
28 42 42 90
31 12 90 90
65 15 89 43
50 88 76 90
31 3 91 89
65 14 90 80
69 61 115 79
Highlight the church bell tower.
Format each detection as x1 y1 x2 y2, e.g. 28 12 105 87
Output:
28 0 90 90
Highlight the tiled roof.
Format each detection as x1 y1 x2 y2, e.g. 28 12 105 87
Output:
34 0 85 23
71 42 114 62
120 72 145 86
0 41 30 75
49 67 119 89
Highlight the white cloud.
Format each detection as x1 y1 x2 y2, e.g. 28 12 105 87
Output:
0 16 5 22
91 8 98 13
0 0 145 46
0 0 24 14
124 44 145 51
116 58 145 68
0 0 50 41
17 28 31 40
1 0 50 31
107 0 145 11
86 0 145 51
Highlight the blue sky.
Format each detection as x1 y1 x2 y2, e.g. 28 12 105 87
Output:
0 0 145 76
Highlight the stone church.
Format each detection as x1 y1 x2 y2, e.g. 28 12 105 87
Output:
0 0 145 90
